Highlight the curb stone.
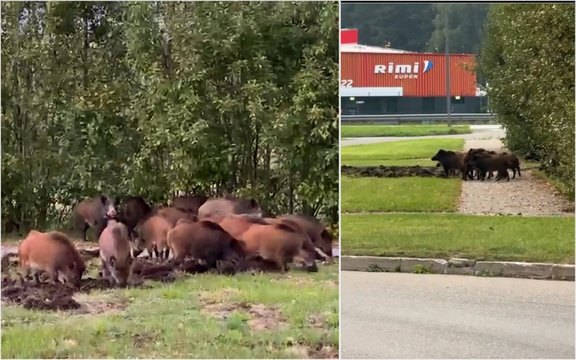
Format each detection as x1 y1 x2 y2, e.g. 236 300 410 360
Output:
341 255 575 281
474 261 553 279
400 258 447 274
340 256 400 272
446 258 476 275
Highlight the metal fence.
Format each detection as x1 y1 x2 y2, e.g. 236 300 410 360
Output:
340 113 495 124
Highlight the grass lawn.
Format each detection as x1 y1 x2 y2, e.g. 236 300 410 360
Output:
341 138 464 167
1 261 338 359
341 213 575 264
341 125 471 138
341 176 461 213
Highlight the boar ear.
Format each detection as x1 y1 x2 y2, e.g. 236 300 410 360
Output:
100 195 107 205
109 256 117 267
249 198 258 208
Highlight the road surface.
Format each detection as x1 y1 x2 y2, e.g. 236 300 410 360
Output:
341 271 575 359
341 124 505 147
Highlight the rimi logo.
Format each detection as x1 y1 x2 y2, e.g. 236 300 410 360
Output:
374 60 433 79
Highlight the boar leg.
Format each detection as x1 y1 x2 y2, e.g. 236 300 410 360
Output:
47 268 59 284
275 259 288 273
101 259 113 284
152 246 160 260
82 222 90 242
314 247 330 262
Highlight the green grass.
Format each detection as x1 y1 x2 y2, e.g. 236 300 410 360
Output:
341 213 575 264
341 138 464 167
1 263 338 359
341 176 461 213
341 125 471 138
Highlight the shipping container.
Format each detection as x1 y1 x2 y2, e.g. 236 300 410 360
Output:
341 28 359 44
340 52 477 97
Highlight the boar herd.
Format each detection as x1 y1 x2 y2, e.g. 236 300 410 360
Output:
432 148 522 182
17 195 335 289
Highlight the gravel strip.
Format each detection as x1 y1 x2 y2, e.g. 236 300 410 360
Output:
459 138 573 216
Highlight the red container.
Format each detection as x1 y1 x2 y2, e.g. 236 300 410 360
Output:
341 52 477 97
341 29 359 44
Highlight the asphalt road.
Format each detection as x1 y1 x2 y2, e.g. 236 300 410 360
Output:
341 124 505 147
341 271 575 359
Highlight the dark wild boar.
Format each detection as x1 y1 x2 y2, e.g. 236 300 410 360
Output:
18 230 85 287
115 196 153 239
72 195 118 241
431 150 464 177
98 220 134 287
171 195 208 214
470 153 511 181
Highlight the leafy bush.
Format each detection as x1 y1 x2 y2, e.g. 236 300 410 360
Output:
479 4 574 198
1 2 338 233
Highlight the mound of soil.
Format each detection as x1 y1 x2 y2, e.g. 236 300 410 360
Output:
341 165 442 178
0 258 214 312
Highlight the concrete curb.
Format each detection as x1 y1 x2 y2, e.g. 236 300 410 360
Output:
341 255 575 281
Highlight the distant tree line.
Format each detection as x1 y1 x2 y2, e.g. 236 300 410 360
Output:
1 1 339 233
341 3 488 54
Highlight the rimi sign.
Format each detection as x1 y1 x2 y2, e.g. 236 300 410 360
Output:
340 52 477 97
373 60 433 79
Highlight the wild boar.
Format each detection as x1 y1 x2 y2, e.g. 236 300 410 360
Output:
18 230 85 287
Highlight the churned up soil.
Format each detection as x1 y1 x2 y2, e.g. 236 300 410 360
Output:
341 165 442 178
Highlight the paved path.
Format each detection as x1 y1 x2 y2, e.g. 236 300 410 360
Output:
341 125 505 147
341 271 575 359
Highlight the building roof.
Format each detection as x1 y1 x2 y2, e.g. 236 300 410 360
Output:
341 43 413 54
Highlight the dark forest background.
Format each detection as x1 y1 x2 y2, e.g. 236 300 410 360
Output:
341 3 489 54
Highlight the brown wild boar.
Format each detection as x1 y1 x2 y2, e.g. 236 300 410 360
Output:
264 216 329 265
99 220 134 287
134 215 172 260
431 149 465 177
18 230 86 287
211 214 269 239
277 214 334 261
72 195 118 241
238 222 317 273
156 207 198 227
198 197 263 219
167 220 244 269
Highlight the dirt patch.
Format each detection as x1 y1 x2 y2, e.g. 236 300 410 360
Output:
1 258 212 312
132 332 156 348
341 165 442 178
307 313 327 329
308 344 338 359
198 288 242 305
287 343 338 359
72 293 130 315
203 302 287 331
